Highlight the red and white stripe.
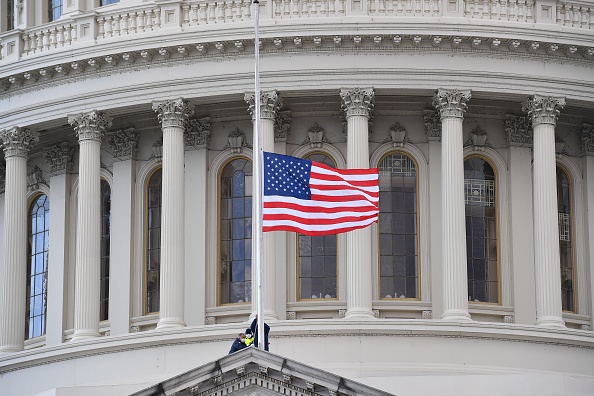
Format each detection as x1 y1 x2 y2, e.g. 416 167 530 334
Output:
263 161 379 236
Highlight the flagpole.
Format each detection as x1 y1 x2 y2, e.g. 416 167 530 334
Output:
252 0 265 351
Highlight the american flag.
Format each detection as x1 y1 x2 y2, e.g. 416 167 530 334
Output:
262 152 379 236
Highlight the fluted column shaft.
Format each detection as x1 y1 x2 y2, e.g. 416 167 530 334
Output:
246 91 281 320
433 89 473 322
341 88 375 319
69 111 111 341
523 95 566 328
0 127 39 353
153 99 194 329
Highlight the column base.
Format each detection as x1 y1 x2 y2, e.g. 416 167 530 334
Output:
344 307 376 319
536 316 566 329
156 318 187 330
71 330 101 342
441 309 473 322
0 344 23 355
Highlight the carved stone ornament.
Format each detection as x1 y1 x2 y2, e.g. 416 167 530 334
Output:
384 122 409 147
555 134 566 155
68 110 112 142
0 161 5 194
244 91 283 121
422 310 433 319
286 311 296 320
465 125 489 151
423 110 442 141
152 98 194 129
579 123 594 156
432 89 471 119
27 165 46 191
43 142 75 174
0 127 40 158
205 316 216 325
107 128 139 159
152 138 163 163
340 87 375 119
185 117 212 149
274 111 291 143
303 123 329 149
225 128 251 154
504 114 533 147
521 95 566 126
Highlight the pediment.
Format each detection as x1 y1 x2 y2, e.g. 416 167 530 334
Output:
130 348 394 396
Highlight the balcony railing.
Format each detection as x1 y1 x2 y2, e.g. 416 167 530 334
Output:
0 0 592 63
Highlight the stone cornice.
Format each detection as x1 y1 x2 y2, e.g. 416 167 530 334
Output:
522 95 566 126
0 127 39 159
68 110 113 142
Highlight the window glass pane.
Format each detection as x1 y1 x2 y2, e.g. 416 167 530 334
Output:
48 0 63 22
100 180 111 321
7 0 15 30
464 157 498 303
146 169 162 313
297 154 338 300
26 194 50 340
557 167 574 312
219 159 252 304
379 153 418 299
100 0 120 5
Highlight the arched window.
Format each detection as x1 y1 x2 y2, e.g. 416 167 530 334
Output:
557 165 574 312
219 158 252 305
378 153 418 299
146 168 162 314
464 156 498 303
48 0 62 22
26 194 50 339
100 179 111 321
298 153 337 300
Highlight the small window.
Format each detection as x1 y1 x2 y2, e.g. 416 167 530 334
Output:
100 0 120 6
146 168 162 314
7 0 15 31
100 180 111 321
556 166 574 312
48 0 63 22
26 195 50 339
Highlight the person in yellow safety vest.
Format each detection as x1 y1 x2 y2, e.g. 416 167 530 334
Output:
244 328 254 347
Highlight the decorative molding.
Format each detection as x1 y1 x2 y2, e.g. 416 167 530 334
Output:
338 309 346 319
274 111 291 143
0 127 39 158
373 310 380 319
43 142 75 175
503 315 515 324
205 316 216 325
465 125 489 151
432 89 471 119
225 128 251 154
106 128 139 159
303 123 330 148
384 122 410 147
340 87 375 119
130 326 141 332
244 91 282 121
152 98 194 129
27 165 46 192
581 324 592 331
185 117 212 149
423 110 442 141
555 134 566 155
504 114 533 147
579 123 594 156
522 95 566 126
422 310 433 319
68 110 112 142
286 311 296 320
152 138 163 163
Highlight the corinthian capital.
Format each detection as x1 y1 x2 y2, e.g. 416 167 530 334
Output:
0 127 40 159
432 89 471 119
580 123 594 156
68 110 112 142
340 87 375 119
43 142 75 174
522 95 566 126
244 91 282 120
152 98 194 129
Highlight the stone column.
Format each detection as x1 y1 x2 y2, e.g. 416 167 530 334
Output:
245 91 282 320
152 98 194 329
68 111 112 341
580 125 594 330
0 127 39 353
433 89 473 322
340 87 375 319
522 95 566 329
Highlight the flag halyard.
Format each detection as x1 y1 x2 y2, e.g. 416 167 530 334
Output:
262 152 379 236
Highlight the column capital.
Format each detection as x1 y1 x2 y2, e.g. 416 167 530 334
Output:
244 91 283 120
152 98 194 129
522 95 565 126
43 142 75 175
579 123 594 156
0 127 40 159
432 89 471 119
107 128 139 159
340 87 375 119
68 111 112 142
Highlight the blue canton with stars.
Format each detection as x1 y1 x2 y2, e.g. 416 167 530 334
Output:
263 152 312 199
